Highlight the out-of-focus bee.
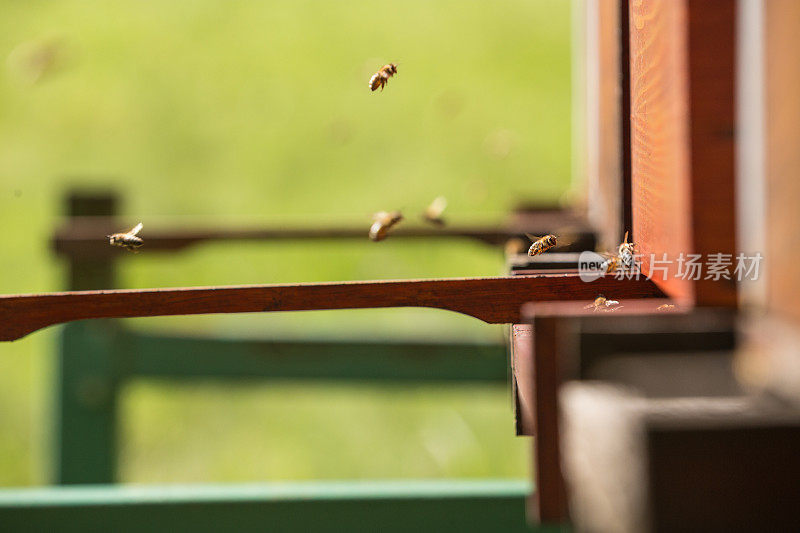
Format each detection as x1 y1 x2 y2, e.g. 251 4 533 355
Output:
369 63 398 92
656 304 676 311
584 296 622 312
618 231 636 270
526 234 558 257
7 37 66 86
369 211 403 241
107 222 144 252
422 196 447 226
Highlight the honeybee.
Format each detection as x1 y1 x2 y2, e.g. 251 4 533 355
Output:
369 211 403 241
107 222 144 252
597 231 636 273
656 304 676 311
526 234 558 257
584 296 622 312
600 254 620 273
369 63 398 92
422 196 447 226
618 231 636 270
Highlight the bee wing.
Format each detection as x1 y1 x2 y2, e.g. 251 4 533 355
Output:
427 196 447 214
524 233 541 242
128 222 143 236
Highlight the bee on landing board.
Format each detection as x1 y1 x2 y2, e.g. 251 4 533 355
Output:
369 63 398 92
656 304 676 311
617 231 636 270
584 296 622 312
107 222 144 252
369 211 403 241
422 196 447 227
526 234 558 257
600 254 620 273
598 231 636 273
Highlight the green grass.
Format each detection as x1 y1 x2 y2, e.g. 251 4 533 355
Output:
0 0 570 486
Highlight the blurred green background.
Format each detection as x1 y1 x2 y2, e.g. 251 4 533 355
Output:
0 0 570 486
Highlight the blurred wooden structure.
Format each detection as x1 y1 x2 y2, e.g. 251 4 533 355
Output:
509 0 800 530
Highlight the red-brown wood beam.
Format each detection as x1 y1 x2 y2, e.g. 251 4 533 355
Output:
0 274 664 342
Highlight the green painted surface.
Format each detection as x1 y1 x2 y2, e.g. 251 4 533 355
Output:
124 330 508 383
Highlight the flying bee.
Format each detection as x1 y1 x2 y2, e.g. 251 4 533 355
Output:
656 304 676 311
526 234 558 257
584 296 622 312
422 196 447 227
369 63 398 92
618 231 636 270
107 222 143 252
369 210 403 242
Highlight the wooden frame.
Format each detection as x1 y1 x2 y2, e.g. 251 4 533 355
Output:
629 0 738 306
0 274 663 342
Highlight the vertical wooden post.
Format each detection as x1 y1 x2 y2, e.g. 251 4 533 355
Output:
629 0 738 306
55 191 120 484
529 316 569 524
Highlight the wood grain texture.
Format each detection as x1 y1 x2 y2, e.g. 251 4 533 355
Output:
629 0 737 306
630 0 693 302
0 274 664 342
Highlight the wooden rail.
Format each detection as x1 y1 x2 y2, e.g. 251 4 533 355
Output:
52 214 594 258
0 274 663 341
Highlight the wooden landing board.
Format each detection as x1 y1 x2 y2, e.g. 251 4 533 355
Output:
629 0 737 306
0 274 663 342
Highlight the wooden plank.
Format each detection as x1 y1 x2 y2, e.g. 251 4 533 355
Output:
518 302 734 526
765 0 800 325
629 0 693 302
629 0 737 306
529 315 569 524
510 324 535 435
561 384 800 532
583 0 629 250
0 274 664 341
